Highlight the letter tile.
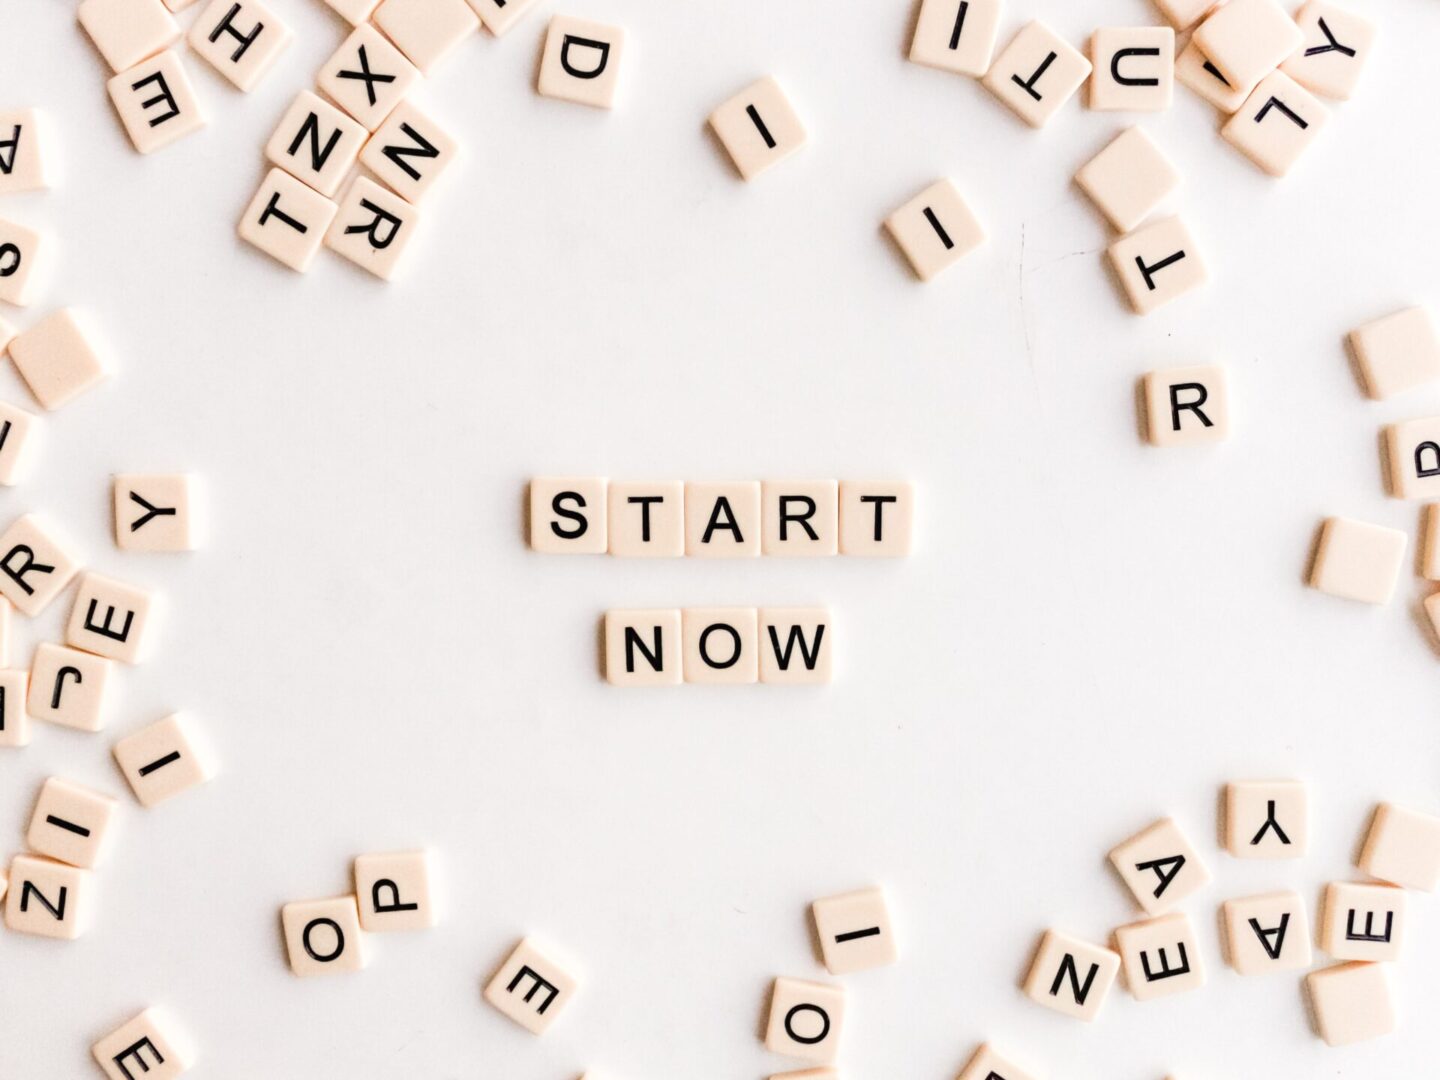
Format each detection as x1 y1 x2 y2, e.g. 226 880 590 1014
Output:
1225 779 1308 857
321 0 380 25
317 25 421 132
0 512 81 616
530 477 608 554
683 608 758 685
1320 882 1406 962
325 176 421 281
78 0 181 74
113 713 214 806
1152 0 1220 31
884 179 985 282
605 609 682 687
839 481 913 556
1359 803 1440 891
0 401 42 486
982 22 1092 128
1174 40 1253 113
1193 0 1304 90
537 16 626 108
374 0 478 74
484 936 580 1034
29 643 113 732
957 1044 1038 1080
1426 506 1440 580
1143 364 1228 447
765 977 846 1064
9 308 110 411
812 885 897 974
27 777 120 868
65 572 156 664
467 0 541 36
1022 929 1120 1021
0 668 29 747
0 216 47 307
1222 891 1312 974
355 850 435 931
684 481 760 557
106 51 207 154
607 480 683 557
1089 27 1175 111
709 77 807 181
1386 416 1440 500
237 168 339 273
4 853 92 938
1222 70 1329 177
1308 517 1406 604
1108 817 1211 915
909 0 1003 78
0 596 8 665
1281 1 1375 101
1114 912 1205 1001
759 608 833 684
187 0 293 91
1350 307 1440 400
0 109 51 196
281 895 367 975
1108 216 1206 315
762 480 838 556
1074 127 1179 233
92 1007 194 1080
359 99 459 203
114 473 199 552
1306 962 1396 1046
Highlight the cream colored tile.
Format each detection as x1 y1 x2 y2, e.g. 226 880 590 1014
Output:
909 0 1003 78
1320 881 1406 962
530 476 607 554
709 77 807 181
759 608 833 685
355 849 436 931
1152 0 1220 31
1426 506 1440 580
1309 517 1406 604
0 401 41 486
812 885 897 974
1144 364 1228 447
4 853 92 939
765 977 846 1064
0 512 81 616
1115 912 1205 1001
317 25 421 131
605 609 682 687
839 481 913 556
884 179 985 281
107 51 207 154
27 776 120 868
1074 126 1179 233
1109 817 1211 915
537 16 625 108
1222 70 1329 176
112 713 214 807
1174 40 1255 112
983 21 1092 128
1281 0 1374 100
321 0 379 25
1089 27 1174 111
0 216 48 307
484 936 580 1034
1360 803 1440 892
685 481 760 557
66 571 156 664
467 0 542 36
0 109 51 195
359 99 459 203
1386 416 1440 500
1193 0 1304 89
281 895 367 975
9 308 110 410
682 607 758 685
266 91 366 197
762 480 838 556
1350 306 1440 400
238 168 339 273
1222 891 1312 974
0 668 28 748
114 473 199 552
29 643 113 732
1225 779 1308 857
1109 216 1206 315
1306 962 1396 1046
957 1044 1039 1080
1022 929 1120 1020
78 0 180 73
187 0 293 91
374 0 478 74
607 481 683 557
767 1070 838 1080
325 176 420 281
92 1007 194 1080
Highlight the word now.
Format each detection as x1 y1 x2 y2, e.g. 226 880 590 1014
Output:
605 608 832 686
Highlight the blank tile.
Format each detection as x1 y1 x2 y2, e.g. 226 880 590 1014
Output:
682 607 758 685
759 608 833 685
1022 929 1120 1021
317 25 421 132
1108 216 1206 315
359 99 460 203
1174 40 1254 112
282 895 367 975
1387 416 1440 500
1108 817 1211 915
909 0 1003 78
107 51 207 154
1115 912 1205 1001
1075 127 1179 233
92 1007 194 1080
1360 803 1440 892
1222 71 1329 177
238 168 339 273
78 0 180 73
325 176 420 281
9 308 110 410
0 668 28 748
29 643 113 732
1193 0 1304 90
762 480 838 556
1350 307 1440 400
4 853 92 939
1320 882 1406 962
355 849 436 931
187 0 293 91
0 216 47 307
1144 364 1228 447
0 512 81 616
0 400 41 486
374 0 478 74
1152 0 1220 31
1281 1 1375 101
27 776 120 868
607 481 683 557
605 609 681 687
957 1044 1039 1080
112 713 214 807
839 480 914 556
114 473 199 552
321 0 379 25
265 92 366 198
685 481 760 557
0 109 51 196
530 476 607 554
537 16 626 108
1089 27 1175 111
484 937 580 1034
1222 891 1312 974
765 977 846 1064
1307 962 1396 1046
812 885 897 974
1309 517 1406 604
1226 779 1308 858
468 0 542 36
983 21 1092 128
709 77 807 181
884 179 985 282
1426 506 1440 580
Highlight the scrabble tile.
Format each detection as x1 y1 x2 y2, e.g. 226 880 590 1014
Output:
0 513 81 616
909 0 1003 78
1108 216 1206 315
1114 912 1205 1001
1108 817 1211 915
1022 930 1120 1021
530 476 608 554
114 473 199 552
113 713 214 807
762 480 838 556
1222 891 1312 974
1222 71 1329 177
78 0 181 73
605 609 682 687
187 0 293 91
537 17 626 109
1360 803 1440 891
165 0 201 9
1225 779 1308 857
709 77 807 181
607 480 684 557
0 109 52 196
682 608 758 685
8 308 110 411
685 481 760 557
884 179 985 282
355 850 435 931
26 776 120 868
4 853 92 938
1144 364 1228 447
374 0 478 74
0 217 47 307
0 668 26 747
317 25 421 132
1309 517 1406 604
1193 0 1304 90
1307 962 1396 1046
0 866 5 902
1089 27 1175 111
812 885 897 974
0 596 8 665
957 1045 1038 1080
1152 0 1220 31
1351 307 1440 400
839 481 914 556
0 315 13 352
467 0 542 36
982 22 1092 128
1386 416 1440 500
0 400 41 486
237 168 339 273
1174 41 1254 112
281 895 367 975
321 0 380 25
325 176 420 281
1074 127 1180 233
65 571 156 664
29 643 113 732
759 608 833 685
107 51 207 154
1320 882 1406 962
484 936 580 1034
359 99 459 203
1282 1 1375 101
765 977 846 1064
1426 506 1440 580
92 1007 195 1080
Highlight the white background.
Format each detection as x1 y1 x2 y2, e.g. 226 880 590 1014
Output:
1 0 1438 1076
